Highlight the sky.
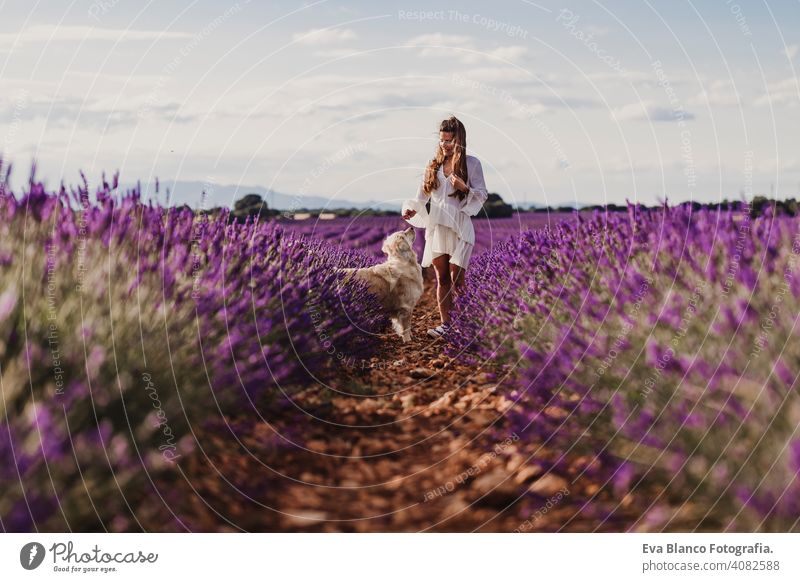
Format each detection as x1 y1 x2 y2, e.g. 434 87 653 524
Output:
1 0 799 209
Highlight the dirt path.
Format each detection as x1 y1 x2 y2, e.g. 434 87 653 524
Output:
172 271 636 532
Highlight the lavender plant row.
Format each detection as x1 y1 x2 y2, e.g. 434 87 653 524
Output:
0 164 386 531
278 213 573 260
446 202 800 531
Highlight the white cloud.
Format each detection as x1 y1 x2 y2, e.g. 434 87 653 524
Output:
450 66 539 87
405 33 527 64
288 74 366 89
688 80 742 107
0 25 192 46
406 33 474 48
69 71 165 86
505 101 549 118
588 70 651 83
311 47 361 59
589 69 704 90
405 33 474 59
428 99 479 113
462 66 535 83
785 44 799 60
612 101 653 121
612 100 695 122
487 46 528 61
231 75 463 121
291 27 357 45
753 157 800 174
450 48 524 65
754 77 800 108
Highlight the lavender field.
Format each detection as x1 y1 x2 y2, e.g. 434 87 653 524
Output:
446 203 800 531
2 167 798 532
0 167 387 531
276 212 574 259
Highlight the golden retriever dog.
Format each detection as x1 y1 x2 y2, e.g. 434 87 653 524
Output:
338 227 423 342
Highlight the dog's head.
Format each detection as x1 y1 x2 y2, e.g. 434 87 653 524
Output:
381 226 417 262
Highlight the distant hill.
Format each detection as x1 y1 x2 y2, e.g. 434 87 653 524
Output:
121 180 401 212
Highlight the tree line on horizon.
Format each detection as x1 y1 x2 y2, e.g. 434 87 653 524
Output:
185 192 798 223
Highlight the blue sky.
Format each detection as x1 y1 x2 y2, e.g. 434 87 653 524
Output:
1 0 798 208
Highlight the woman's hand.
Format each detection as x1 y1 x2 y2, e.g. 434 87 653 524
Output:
449 174 467 191
402 209 417 220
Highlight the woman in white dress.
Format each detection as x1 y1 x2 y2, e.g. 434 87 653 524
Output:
401 116 489 339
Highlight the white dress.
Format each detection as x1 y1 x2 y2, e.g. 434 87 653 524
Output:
401 154 489 269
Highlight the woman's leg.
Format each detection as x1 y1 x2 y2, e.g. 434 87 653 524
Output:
431 254 453 324
450 263 465 296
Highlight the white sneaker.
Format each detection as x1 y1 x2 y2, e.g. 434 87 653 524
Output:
427 323 449 339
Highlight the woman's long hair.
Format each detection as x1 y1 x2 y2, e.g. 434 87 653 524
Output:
422 116 469 201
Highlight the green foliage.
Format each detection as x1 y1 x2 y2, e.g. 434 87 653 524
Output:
476 193 514 219
230 193 279 223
